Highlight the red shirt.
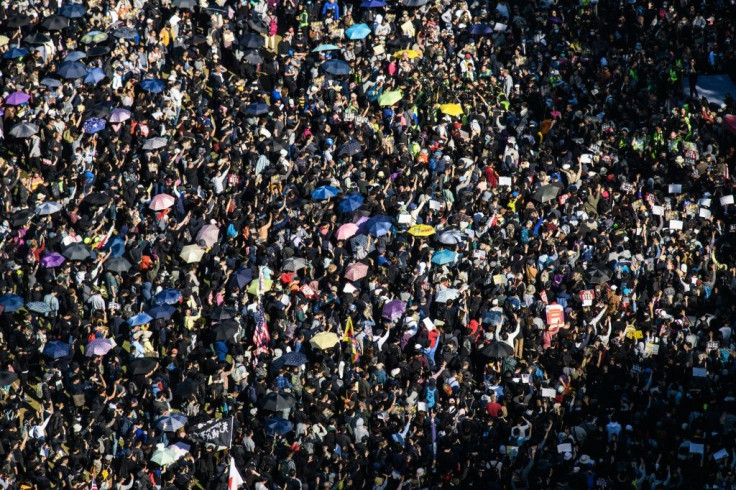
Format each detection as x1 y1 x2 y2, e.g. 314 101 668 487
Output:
486 401 503 417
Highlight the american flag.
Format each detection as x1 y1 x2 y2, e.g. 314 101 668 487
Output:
252 267 270 355
90 479 98 490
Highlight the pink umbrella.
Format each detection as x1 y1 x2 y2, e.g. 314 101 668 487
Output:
344 262 369 281
149 193 175 211
354 216 370 226
196 224 220 248
109 108 132 123
336 223 359 240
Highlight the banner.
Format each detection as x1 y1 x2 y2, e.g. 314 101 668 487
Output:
189 417 234 449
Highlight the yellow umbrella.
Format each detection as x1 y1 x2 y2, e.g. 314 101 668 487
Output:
407 224 435 237
439 104 463 117
179 245 205 263
393 49 422 59
247 278 273 295
0 36 9 47
309 332 340 350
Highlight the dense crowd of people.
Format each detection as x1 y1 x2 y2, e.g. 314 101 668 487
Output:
1 0 736 488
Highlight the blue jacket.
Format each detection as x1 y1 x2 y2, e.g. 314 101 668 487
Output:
321 0 340 20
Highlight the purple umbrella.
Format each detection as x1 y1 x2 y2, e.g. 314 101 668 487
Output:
109 108 131 123
382 299 406 322
41 252 65 268
4 92 30 106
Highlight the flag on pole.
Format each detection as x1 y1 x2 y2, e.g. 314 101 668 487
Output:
228 457 244 490
253 267 271 355
342 317 359 363
90 479 98 490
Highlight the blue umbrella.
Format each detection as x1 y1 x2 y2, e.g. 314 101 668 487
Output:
154 289 182 305
364 215 393 237
280 351 308 366
140 78 165 93
265 418 294 436
156 413 188 431
312 43 340 52
27 301 53 314
321 59 351 75
84 67 105 84
2 47 29 59
57 61 87 79
148 304 176 320
311 185 340 200
40 77 62 88
113 27 138 40
469 24 493 35
64 50 87 62
43 341 71 359
83 117 106 134
243 102 269 116
346 23 371 40
59 3 86 18
231 268 253 289
361 0 386 6
0 293 24 312
108 236 126 257
481 310 504 326
127 312 153 326
338 194 364 213
431 249 457 265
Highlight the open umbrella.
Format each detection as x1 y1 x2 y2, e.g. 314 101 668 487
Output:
173 0 198 7
196 224 220 248
247 278 273 295
149 193 175 210
83 67 106 85
41 253 65 268
42 15 69 30
128 357 158 375
174 378 199 399
282 257 307 272
0 371 18 386
148 304 176 320
403 0 428 5
321 59 351 75
336 223 359 240
64 51 87 62
105 257 132 273
482 311 504 326
180 245 205 263
80 31 108 44
140 78 165 93
382 300 406 322
150 446 178 466
9 122 38 138
310 331 340 350
127 312 153 326
231 268 253 289
40 77 62 88
154 289 182 305
364 216 392 237
407 224 435 237
338 139 362 157
84 105 111 119
43 341 71 359
243 50 264 65
62 243 91 261
435 288 460 303
469 24 493 35
439 104 463 116
345 23 371 40
393 49 422 59
378 90 403 107
247 18 268 33
243 102 269 116
168 442 190 460
24 32 53 44
585 266 611 285
2 47 29 59
261 392 297 411
57 61 87 79
113 27 138 40
532 185 561 203
344 262 369 281
361 0 387 6
437 229 466 245
143 137 168 150
280 351 308 367
83 192 111 206
156 413 188 432
5 92 30 106
240 33 264 49
311 185 340 200
0 293 23 312
87 45 110 57
265 418 294 436
109 108 132 123
338 194 364 213
213 320 239 341
480 342 514 359
11 209 34 227
59 3 86 18
210 306 237 321
26 301 52 314
431 249 457 265
82 117 106 134
5 14 31 28
86 338 114 356
312 43 340 52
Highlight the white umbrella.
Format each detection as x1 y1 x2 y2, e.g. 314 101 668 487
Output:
180 244 205 263
437 229 466 245
434 288 460 303
150 445 178 466
196 224 220 248
35 201 63 216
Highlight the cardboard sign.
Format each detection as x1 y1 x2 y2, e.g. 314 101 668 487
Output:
579 289 595 306
541 388 557 398
645 342 659 356
545 304 564 328
692 367 707 377
713 449 729 461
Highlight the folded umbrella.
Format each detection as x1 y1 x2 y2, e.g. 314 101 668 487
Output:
344 262 369 281
9 122 38 138
127 312 153 326
26 301 52 314
86 338 114 356
128 357 158 375
261 392 297 411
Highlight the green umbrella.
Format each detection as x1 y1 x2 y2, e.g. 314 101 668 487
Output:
81 31 108 44
150 446 178 466
378 90 403 107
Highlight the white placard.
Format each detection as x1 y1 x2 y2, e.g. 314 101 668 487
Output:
541 388 556 398
700 208 712 219
429 199 442 211
397 213 411 224
521 374 530 383
720 195 734 206
580 154 593 164
417 401 427 412
668 184 682 194
669 220 684 230
713 449 729 461
692 367 707 377
557 443 572 454
494 22 507 31
498 176 512 186
651 205 664 216
689 443 705 454
699 198 711 207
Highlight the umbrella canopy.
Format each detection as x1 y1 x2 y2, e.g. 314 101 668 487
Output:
338 194 364 213
180 244 205 263
62 243 91 261
149 193 176 210
2 47 29 59
382 300 406 322
5 14 31 28
9 122 38 138
26 301 52 314
154 289 182 305
57 61 87 79
393 49 422 59
585 266 612 284
321 59 352 75
210 307 237 321
0 371 18 386
86 338 114 356
231 268 253 289
143 136 168 150
83 67 106 85
247 278 273 295
345 23 371 40
174 378 199 399
167 442 191 460
80 31 108 44
64 50 87 62
435 288 460 303
282 257 307 272
40 77 62 88
43 341 71 359
148 304 177 320
279 351 308 367
403 0 429 5
11 209 34 227
87 45 110 57
262 391 297 411
533 184 561 203
196 224 220 248
437 229 466 245
105 256 132 273
150 446 178 466
42 15 69 30
336 223 359 240
439 104 463 116
24 32 53 45
59 3 86 17
82 117 106 134
213 320 239 341
128 357 158 375
243 102 269 116
109 108 132 123
5 92 30 105
243 50 264 65
127 312 153 326
378 90 403 107
113 27 138 39
156 413 188 432
40 253 65 268
480 342 514 359
338 139 362 157
140 78 165 93
0 293 24 312
83 192 111 206
310 331 340 350
469 24 494 35
408 224 435 237
240 33 265 49
311 185 340 200
364 216 393 237
172 0 198 7
431 249 458 265
482 310 504 326
344 262 369 281
265 417 294 436
361 0 386 6
312 43 340 52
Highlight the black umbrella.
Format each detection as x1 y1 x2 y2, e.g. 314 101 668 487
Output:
87 45 110 57
128 357 159 375
212 319 239 341
42 15 69 30
62 243 92 261
532 184 561 203
585 266 611 285
264 138 285 154
240 33 264 49
24 32 53 44
83 191 111 206
261 391 297 411
0 371 19 386
230 268 253 289
173 0 198 8
175 378 199 399
244 50 264 65
84 105 111 119
185 34 208 45
5 14 31 29
247 19 268 33
11 209 34 226
338 139 362 157
105 257 132 273
480 342 514 359
210 306 237 321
